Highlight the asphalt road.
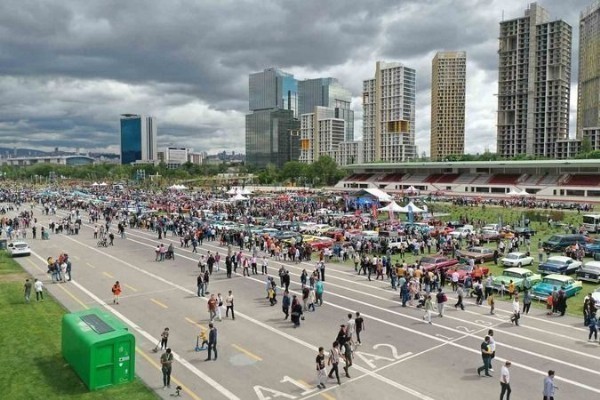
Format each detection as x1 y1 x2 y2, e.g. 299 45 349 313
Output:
14 206 599 400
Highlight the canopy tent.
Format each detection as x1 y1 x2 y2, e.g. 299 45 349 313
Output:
227 187 253 195
405 186 419 193
507 188 530 196
356 188 392 202
91 182 99 186
230 193 249 201
405 201 425 213
377 201 407 212
169 184 188 190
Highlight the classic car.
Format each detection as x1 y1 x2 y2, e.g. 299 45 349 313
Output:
309 237 335 250
538 256 582 275
513 227 536 237
448 225 475 239
531 274 583 300
445 264 490 282
419 256 459 273
7 241 31 257
575 261 600 283
491 267 541 291
591 287 600 307
480 229 501 243
456 246 495 263
584 239 600 256
501 252 534 268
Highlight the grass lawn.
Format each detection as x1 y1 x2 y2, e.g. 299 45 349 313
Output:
0 253 158 400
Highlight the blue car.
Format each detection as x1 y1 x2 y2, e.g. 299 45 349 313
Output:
531 274 583 301
584 239 600 256
537 256 582 275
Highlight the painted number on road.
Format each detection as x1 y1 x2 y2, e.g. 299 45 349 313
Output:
456 326 475 333
474 320 492 326
355 343 406 369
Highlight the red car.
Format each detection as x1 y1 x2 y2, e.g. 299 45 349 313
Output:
419 256 459 273
445 264 490 282
310 238 334 250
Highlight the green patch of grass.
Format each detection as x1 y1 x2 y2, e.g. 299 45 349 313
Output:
0 258 158 400
0 251 24 274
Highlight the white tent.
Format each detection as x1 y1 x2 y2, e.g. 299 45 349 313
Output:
406 186 419 193
169 184 188 190
378 201 407 212
405 201 425 213
98 182 108 186
231 193 248 201
91 182 99 186
519 189 532 196
358 188 392 202
507 188 523 196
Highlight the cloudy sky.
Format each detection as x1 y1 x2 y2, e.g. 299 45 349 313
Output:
0 0 594 156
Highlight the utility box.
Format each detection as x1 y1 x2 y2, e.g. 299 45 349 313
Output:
62 308 135 391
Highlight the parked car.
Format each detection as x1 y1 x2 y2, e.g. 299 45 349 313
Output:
542 234 588 253
538 256 582 275
419 256 458 273
448 225 475 239
456 246 495 263
445 264 489 283
584 239 600 256
480 229 501 243
531 274 583 300
513 227 536 237
501 252 534 268
7 241 30 257
387 237 408 253
575 261 600 283
492 267 541 291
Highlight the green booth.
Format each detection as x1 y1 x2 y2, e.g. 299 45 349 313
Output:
62 308 135 391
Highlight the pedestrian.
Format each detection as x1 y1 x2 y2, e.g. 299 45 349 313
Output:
327 341 341 385
543 370 557 400
208 294 217 322
500 360 512 400
522 289 532 315
588 312 598 342
261 255 268 275
203 270 210 295
282 290 291 320
160 348 174 389
315 279 324 306
291 298 303 328
319 262 326 282
454 285 465 310
160 328 170 350
355 312 364 345
112 281 121 304
510 296 521 326
197 273 204 297
205 323 217 361
216 293 224 321
423 294 434 324
436 288 447 317
108 232 114 246
34 279 44 301
476 335 493 377
24 278 32 303
225 290 235 320
488 329 496 371
316 347 327 389
487 292 495 315
342 341 353 378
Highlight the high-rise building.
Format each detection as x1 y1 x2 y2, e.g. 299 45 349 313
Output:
298 78 354 141
430 51 466 161
299 107 345 164
119 114 157 165
362 61 416 163
577 2 600 134
497 3 572 158
246 68 300 168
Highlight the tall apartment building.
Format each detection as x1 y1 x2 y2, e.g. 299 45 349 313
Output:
299 107 345 164
119 114 157 165
430 51 466 161
246 68 300 168
497 3 572 158
362 61 416 163
298 78 354 141
577 2 600 134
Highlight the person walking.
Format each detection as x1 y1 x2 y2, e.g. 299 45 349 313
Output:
207 294 217 322
522 289 532 315
476 335 493 377
588 312 598 342
112 281 121 304
488 329 496 371
454 285 465 310
423 294 434 324
216 293 224 321
436 288 447 317
355 312 365 345
160 348 174 389
316 347 327 389
499 361 512 400
160 328 170 350
34 279 44 301
197 272 204 297
282 290 291 320
225 290 235 320
24 279 32 303
510 296 521 326
487 292 496 315
543 370 557 400
327 341 341 385
315 279 324 306
205 323 217 361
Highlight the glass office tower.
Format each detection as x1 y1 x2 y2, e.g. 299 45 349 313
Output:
120 114 157 165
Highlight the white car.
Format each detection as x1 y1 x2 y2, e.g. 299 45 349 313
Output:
591 288 600 307
7 241 31 257
501 252 534 268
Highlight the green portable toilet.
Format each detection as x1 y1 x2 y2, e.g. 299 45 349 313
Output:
62 308 135 391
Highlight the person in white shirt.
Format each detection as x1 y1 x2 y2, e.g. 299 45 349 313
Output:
543 370 557 400
34 279 44 301
487 329 497 371
346 313 356 346
500 361 511 400
451 271 460 292
511 296 521 326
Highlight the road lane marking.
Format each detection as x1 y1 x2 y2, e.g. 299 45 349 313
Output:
102 271 114 279
185 317 207 330
45 222 600 396
56 282 90 310
320 393 336 400
231 344 262 361
124 283 138 292
29 251 241 400
151 298 168 309
86 262 96 269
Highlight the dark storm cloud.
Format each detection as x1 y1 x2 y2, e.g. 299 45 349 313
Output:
0 0 596 154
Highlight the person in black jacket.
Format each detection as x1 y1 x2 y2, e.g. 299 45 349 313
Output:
205 323 217 361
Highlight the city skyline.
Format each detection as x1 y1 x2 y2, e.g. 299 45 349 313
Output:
0 1 595 157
